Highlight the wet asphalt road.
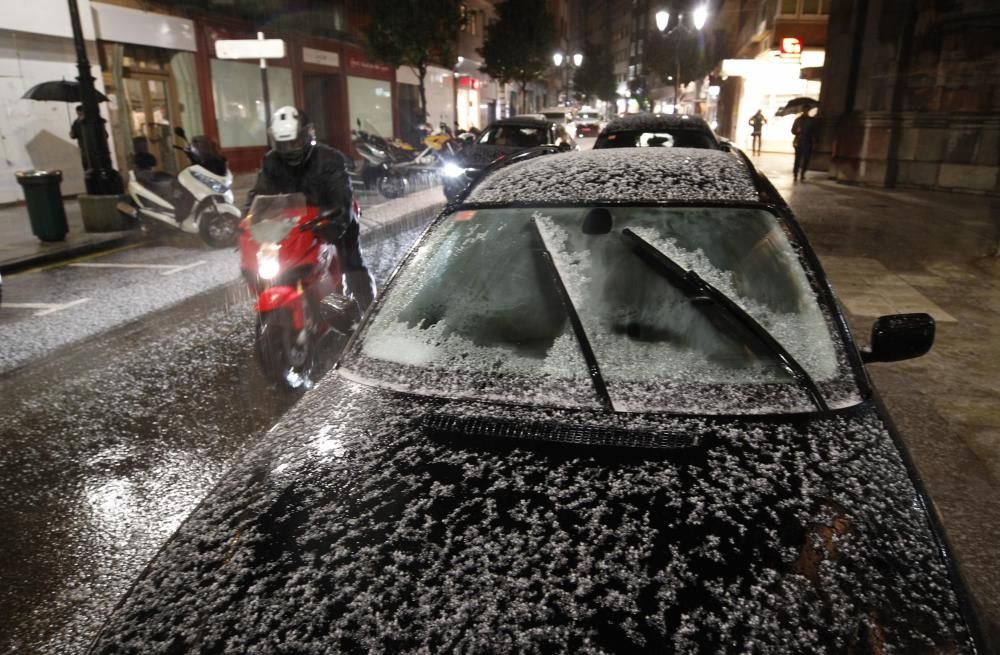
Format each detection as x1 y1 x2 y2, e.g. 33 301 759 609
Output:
0 219 432 654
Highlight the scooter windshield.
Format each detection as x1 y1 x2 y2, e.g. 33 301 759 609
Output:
246 193 308 244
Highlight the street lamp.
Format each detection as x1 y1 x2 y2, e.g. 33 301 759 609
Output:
552 52 583 106
656 5 708 114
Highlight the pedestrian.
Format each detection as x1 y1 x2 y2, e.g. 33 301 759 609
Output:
69 105 84 142
791 109 817 181
748 109 766 156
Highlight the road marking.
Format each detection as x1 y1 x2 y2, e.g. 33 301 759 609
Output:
4 298 91 316
161 260 206 276
70 260 206 276
11 243 143 276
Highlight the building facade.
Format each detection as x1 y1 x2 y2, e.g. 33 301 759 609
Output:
718 0 830 154
818 0 1000 193
0 0 115 203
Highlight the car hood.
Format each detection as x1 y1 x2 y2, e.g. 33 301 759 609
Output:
92 376 975 653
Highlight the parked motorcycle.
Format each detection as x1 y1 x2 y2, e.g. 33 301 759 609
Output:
239 193 361 390
352 120 462 199
117 128 241 248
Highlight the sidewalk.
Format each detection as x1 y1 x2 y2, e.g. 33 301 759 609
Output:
753 151 1000 644
0 200 135 274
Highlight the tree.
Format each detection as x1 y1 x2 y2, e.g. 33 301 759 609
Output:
572 42 617 105
643 27 716 107
479 0 556 114
366 0 464 123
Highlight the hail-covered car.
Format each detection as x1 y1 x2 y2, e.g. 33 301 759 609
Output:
91 148 984 654
441 116 576 203
595 113 724 150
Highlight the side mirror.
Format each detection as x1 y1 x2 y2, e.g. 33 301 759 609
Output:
861 313 935 363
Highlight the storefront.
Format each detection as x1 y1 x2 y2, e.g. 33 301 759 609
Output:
196 21 297 173
343 49 395 145
396 65 454 144
92 2 199 176
299 44 349 153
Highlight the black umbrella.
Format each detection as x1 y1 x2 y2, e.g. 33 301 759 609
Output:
775 96 818 117
22 80 109 103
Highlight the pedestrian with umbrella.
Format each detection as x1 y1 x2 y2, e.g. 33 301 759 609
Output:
791 108 818 182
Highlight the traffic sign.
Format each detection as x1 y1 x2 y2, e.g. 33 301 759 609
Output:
215 38 286 60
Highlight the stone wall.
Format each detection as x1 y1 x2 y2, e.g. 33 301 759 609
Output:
817 0 1000 194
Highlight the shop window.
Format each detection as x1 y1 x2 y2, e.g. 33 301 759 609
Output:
211 59 294 148
780 0 798 15
802 0 820 14
348 76 393 139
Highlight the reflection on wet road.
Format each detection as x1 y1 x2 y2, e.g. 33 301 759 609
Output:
0 219 432 654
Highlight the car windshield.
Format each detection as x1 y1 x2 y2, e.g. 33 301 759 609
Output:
477 125 547 147
342 206 861 414
577 112 600 120
599 129 717 149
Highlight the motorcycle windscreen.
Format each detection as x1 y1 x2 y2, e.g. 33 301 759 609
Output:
247 193 308 244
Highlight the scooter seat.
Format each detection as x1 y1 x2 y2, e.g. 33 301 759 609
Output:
137 171 176 199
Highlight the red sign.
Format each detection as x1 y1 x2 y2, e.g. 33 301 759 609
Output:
458 77 480 90
780 37 802 57
344 55 393 79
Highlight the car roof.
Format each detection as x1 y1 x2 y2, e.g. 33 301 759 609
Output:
603 113 714 134
465 148 759 205
491 116 553 128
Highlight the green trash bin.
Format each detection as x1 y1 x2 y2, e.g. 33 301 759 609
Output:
16 170 68 242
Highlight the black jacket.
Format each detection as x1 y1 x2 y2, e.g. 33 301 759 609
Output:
246 144 375 310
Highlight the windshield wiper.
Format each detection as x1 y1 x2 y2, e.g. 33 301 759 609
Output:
530 217 615 412
620 228 829 413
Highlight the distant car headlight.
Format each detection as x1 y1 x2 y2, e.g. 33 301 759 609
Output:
441 162 466 178
190 169 231 194
257 244 281 280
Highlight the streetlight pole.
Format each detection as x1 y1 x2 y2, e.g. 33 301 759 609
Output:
552 52 583 107
67 0 121 195
655 5 707 115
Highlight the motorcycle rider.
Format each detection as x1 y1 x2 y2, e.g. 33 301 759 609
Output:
246 106 376 311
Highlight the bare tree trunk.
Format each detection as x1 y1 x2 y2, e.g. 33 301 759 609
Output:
519 80 528 114
417 63 429 126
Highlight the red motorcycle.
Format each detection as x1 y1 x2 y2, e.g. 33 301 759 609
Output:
240 193 361 389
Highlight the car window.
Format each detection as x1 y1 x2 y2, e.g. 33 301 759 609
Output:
478 126 547 147
577 112 601 120
599 129 717 149
342 207 862 414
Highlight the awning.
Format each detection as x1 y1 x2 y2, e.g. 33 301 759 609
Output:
800 66 824 81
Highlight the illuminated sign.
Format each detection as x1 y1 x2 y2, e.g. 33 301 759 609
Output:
780 37 802 58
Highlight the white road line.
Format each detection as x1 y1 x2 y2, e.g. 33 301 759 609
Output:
5 298 92 316
160 260 206 276
70 260 206 276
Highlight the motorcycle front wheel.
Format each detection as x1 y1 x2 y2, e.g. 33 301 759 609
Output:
255 309 314 390
377 172 408 199
198 203 240 248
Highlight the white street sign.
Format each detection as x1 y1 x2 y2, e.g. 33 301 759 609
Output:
215 38 286 60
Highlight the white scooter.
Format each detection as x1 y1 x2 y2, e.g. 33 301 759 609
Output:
118 128 241 248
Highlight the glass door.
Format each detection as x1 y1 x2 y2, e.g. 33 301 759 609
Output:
123 74 179 173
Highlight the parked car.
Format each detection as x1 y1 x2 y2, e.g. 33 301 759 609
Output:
441 116 576 203
536 105 577 136
91 148 985 654
574 108 605 138
595 113 725 150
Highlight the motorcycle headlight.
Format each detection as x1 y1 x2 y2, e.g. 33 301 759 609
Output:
191 169 231 194
442 162 466 178
257 244 281 280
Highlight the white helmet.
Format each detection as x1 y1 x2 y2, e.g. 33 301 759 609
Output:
269 106 315 166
